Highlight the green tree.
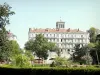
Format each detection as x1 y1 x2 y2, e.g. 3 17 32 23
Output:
88 27 96 43
0 2 15 28
25 50 34 65
25 34 56 63
11 54 31 68
47 42 55 51
33 34 49 60
96 34 100 43
0 3 15 62
53 46 61 57
88 27 100 43
9 40 21 59
69 44 91 65
24 39 34 51
90 42 100 65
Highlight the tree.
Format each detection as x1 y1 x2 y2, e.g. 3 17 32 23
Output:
33 34 49 60
47 42 55 51
11 54 31 68
24 39 34 51
53 46 61 57
88 27 96 43
25 34 56 62
0 3 15 28
0 3 15 62
25 50 34 65
96 34 100 43
88 27 100 43
69 44 91 65
9 40 21 57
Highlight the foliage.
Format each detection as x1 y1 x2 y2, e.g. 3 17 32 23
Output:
47 42 55 51
25 50 34 61
11 54 31 68
0 2 15 28
54 57 67 66
88 43 95 49
89 42 100 65
9 40 21 57
53 46 61 56
0 3 15 62
33 34 49 60
88 27 97 43
24 39 34 51
25 34 57 60
69 44 92 65
1 67 100 75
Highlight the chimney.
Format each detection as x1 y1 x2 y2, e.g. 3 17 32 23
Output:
77 28 79 32
67 28 70 32
45 28 48 31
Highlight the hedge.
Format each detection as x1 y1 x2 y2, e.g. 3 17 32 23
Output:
0 67 100 75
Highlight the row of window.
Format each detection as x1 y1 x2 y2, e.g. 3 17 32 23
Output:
29 33 88 38
59 44 85 49
29 37 88 43
56 24 64 28
48 38 87 43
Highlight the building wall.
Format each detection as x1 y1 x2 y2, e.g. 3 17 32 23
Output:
28 31 90 64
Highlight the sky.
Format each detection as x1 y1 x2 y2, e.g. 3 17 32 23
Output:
0 0 100 48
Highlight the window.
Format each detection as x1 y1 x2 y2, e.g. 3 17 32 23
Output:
54 39 55 42
54 34 55 37
61 49 62 52
57 39 59 42
61 39 62 42
81 35 83 38
50 34 51 37
71 35 73 38
57 34 59 37
46 34 48 37
63 24 64 28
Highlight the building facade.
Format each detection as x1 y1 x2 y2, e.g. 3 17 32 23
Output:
28 20 90 63
7 30 17 41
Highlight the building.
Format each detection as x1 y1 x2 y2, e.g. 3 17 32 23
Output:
7 30 17 41
28 20 90 64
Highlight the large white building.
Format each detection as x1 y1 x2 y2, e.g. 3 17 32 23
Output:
28 20 90 63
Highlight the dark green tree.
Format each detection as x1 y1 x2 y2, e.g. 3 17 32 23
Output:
69 44 90 65
88 27 100 43
0 3 15 62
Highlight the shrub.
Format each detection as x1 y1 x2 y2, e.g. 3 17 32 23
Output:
54 57 67 67
0 67 100 75
11 54 31 68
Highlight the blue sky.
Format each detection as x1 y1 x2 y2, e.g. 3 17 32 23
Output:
0 0 100 48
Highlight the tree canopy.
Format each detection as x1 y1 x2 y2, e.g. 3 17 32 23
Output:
25 34 56 60
0 3 15 62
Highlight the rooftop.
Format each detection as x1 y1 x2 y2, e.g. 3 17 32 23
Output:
29 28 86 33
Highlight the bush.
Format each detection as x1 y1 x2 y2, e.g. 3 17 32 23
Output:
54 57 67 67
33 64 50 67
50 61 55 67
0 67 100 75
11 54 31 68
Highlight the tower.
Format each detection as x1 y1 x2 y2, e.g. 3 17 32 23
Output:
56 17 65 29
